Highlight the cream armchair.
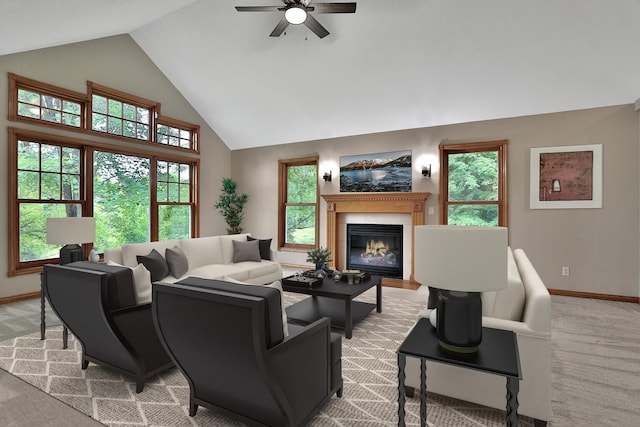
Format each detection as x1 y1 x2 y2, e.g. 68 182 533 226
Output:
404 248 551 426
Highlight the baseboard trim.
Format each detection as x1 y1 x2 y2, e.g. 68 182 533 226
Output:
0 291 40 305
3 287 635 304
549 289 639 304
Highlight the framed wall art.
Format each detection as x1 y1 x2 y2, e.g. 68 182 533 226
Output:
339 150 412 192
529 144 603 209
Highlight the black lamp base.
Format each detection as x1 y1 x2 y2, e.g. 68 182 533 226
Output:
436 290 483 353
59 244 83 265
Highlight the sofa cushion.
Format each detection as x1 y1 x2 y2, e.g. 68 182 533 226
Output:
481 247 526 321
245 261 281 280
137 249 170 282
165 245 189 278
177 277 285 346
107 260 153 304
179 236 224 268
121 240 181 267
220 233 251 264
130 263 152 304
223 276 289 337
232 239 261 263
247 236 272 260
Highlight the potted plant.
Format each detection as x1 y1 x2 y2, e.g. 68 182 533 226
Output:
306 247 332 271
214 178 249 235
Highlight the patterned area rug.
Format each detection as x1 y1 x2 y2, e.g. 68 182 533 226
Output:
0 292 523 426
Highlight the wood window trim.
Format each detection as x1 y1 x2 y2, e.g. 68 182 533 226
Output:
9 72 87 130
8 127 200 277
439 140 508 227
88 81 158 143
278 156 320 250
157 115 201 153
7 74 200 154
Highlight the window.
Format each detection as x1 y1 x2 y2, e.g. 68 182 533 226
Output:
9 75 199 153
8 128 199 276
157 117 199 152
93 151 151 250
9 73 85 129
89 82 156 141
9 133 86 272
278 157 319 249
440 140 508 227
156 161 193 240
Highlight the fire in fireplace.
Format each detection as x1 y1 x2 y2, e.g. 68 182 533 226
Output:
347 224 403 278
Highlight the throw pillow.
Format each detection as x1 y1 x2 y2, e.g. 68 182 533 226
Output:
247 236 272 260
232 239 261 263
136 249 169 282
165 245 189 278
107 260 152 304
223 276 289 337
130 263 152 304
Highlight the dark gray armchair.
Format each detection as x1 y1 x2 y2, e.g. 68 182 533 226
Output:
42 263 174 393
152 277 343 427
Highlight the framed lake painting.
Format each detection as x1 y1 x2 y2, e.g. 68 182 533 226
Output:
340 150 412 192
530 144 602 209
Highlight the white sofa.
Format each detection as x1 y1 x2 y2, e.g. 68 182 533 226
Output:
405 248 551 426
104 233 282 285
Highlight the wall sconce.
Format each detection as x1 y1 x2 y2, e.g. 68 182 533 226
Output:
322 171 332 182
422 165 432 178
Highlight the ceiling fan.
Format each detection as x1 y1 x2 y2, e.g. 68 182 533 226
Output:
235 0 356 39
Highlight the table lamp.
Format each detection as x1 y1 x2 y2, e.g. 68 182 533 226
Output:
46 217 96 265
414 225 508 353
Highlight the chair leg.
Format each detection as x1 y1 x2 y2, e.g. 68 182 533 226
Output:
189 401 198 417
404 386 415 398
135 380 144 394
81 359 89 369
336 387 343 398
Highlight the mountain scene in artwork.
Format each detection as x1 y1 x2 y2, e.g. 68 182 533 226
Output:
340 151 412 192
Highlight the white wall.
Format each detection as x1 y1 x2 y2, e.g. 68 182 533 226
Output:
232 105 640 298
0 35 230 299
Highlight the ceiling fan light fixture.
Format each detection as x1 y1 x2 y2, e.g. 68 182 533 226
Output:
285 6 307 25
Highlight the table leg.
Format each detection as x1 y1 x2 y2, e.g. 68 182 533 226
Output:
376 279 382 313
506 376 520 427
345 299 353 339
397 353 406 427
420 358 427 427
40 274 45 340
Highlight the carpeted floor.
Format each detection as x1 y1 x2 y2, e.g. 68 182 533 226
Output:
2 288 640 426
0 289 530 426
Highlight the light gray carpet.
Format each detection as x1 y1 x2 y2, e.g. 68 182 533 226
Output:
1 288 639 426
0 289 530 426
549 295 640 426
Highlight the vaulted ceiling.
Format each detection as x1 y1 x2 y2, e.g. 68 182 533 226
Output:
2 0 639 150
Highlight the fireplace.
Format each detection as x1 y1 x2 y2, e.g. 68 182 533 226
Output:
347 224 403 278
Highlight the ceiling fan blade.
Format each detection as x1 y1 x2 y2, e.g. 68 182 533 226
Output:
270 16 290 37
312 3 356 13
304 14 329 38
235 6 283 12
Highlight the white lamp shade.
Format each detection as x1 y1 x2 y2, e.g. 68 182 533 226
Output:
414 225 508 292
46 217 96 245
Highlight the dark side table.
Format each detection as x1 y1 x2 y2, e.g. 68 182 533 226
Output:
397 318 521 426
40 272 68 349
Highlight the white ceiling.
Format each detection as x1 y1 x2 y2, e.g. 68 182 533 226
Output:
2 0 640 150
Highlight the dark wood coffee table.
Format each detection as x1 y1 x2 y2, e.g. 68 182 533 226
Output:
282 275 382 339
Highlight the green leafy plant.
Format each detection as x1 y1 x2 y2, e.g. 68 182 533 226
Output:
214 178 249 235
306 247 332 269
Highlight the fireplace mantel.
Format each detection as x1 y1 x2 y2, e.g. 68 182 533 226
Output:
322 192 431 280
